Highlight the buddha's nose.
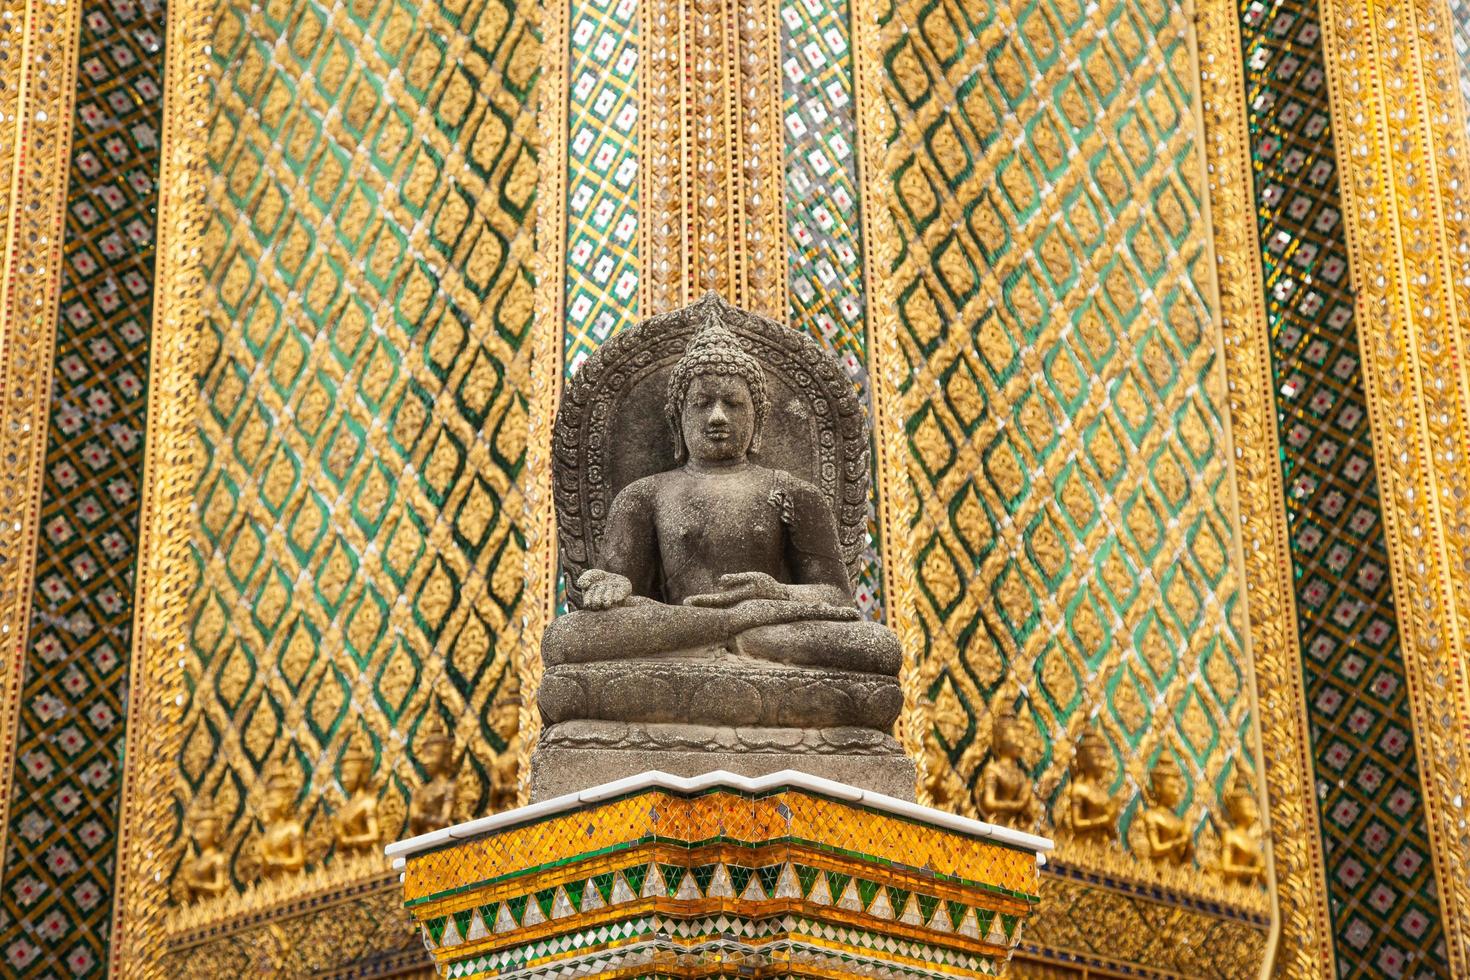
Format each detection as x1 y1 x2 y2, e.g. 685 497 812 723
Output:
708 403 729 426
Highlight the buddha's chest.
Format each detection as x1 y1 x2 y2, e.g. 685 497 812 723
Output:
653 483 782 554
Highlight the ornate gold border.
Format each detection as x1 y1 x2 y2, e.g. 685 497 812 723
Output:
1318 0 1470 969
0 0 83 881
1192 0 1338 971
850 0 925 773
107 0 214 970
518 0 570 805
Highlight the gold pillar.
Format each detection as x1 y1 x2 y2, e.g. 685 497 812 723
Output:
1194 0 1338 971
638 0 788 316
107 0 212 970
0 0 81 881
1319 0 1470 970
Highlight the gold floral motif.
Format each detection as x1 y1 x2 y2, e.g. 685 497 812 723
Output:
0 0 84 873
1317 0 1470 967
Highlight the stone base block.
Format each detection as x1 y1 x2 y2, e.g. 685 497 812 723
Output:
530 744 917 801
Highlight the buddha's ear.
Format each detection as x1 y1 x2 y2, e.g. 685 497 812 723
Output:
667 410 687 463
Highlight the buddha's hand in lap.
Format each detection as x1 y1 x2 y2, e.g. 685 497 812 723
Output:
725 597 860 632
682 571 791 607
578 568 633 610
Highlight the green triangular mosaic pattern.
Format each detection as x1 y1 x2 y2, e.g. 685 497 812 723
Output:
420 860 1029 952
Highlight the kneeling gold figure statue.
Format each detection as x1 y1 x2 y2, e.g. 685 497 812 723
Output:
334 734 380 853
258 757 305 878
180 801 229 900
1137 754 1193 867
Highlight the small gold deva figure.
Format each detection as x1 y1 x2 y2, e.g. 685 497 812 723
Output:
334 734 381 853
489 696 520 814
1217 782 1266 886
180 799 229 900
258 755 306 878
976 703 1039 828
1058 726 1118 845
1138 753 1193 867
409 714 458 836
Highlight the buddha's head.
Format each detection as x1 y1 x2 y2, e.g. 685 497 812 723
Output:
1224 783 1258 827
418 715 454 778
1074 727 1109 780
341 735 372 794
263 758 299 821
665 310 770 464
1150 753 1184 808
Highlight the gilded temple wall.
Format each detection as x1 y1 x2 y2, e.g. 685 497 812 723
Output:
4 0 1470 969
178 0 540 886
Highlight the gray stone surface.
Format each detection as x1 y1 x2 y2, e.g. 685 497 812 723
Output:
535 294 913 800
530 746 918 802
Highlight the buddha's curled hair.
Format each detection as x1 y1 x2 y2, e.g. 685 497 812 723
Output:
665 310 770 461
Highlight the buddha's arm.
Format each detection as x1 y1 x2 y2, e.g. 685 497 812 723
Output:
595 481 659 601
543 598 856 665
785 480 855 606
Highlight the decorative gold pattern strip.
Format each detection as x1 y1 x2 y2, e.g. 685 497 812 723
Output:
0 0 83 882
688 0 736 296
520 0 571 803
735 0 787 317
1194 0 1337 970
108 0 212 970
640 0 686 314
850 0 924 774
1318 0 1470 968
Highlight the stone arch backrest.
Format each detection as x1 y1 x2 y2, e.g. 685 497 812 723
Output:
552 293 871 607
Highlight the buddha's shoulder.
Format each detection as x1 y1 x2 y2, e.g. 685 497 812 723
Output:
763 466 827 504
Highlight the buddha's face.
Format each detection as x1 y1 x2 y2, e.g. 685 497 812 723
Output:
1153 770 1183 807
680 374 756 464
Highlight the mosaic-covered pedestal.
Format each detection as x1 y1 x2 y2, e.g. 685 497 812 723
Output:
387 771 1051 979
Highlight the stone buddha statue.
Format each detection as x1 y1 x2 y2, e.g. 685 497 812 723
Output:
533 294 912 799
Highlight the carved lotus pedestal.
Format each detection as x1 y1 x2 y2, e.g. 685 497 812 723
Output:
388 771 1051 979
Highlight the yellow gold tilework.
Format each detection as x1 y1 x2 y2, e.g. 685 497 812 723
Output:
402 790 1037 903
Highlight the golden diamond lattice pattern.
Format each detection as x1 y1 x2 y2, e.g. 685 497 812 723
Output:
880 0 1259 828
178 0 539 888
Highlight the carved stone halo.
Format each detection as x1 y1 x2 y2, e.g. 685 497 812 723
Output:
552 292 871 605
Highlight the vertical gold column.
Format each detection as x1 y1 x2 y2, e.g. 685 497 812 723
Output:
1319 0 1470 970
1195 0 1337 972
639 0 786 317
0 0 82 878
108 0 212 971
